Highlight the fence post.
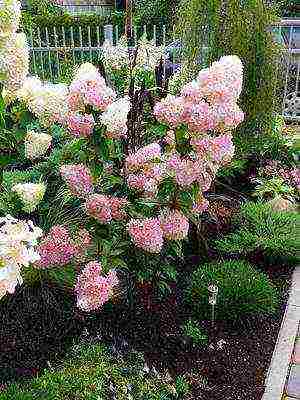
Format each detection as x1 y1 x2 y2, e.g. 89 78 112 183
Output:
104 25 114 44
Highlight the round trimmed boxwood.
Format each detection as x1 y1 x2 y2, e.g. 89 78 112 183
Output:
185 260 279 321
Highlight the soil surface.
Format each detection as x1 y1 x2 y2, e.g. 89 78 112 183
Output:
0 263 294 400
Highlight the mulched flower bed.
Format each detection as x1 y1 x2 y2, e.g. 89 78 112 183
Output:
0 262 294 400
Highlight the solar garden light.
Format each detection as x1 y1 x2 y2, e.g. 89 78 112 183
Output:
208 284 219 327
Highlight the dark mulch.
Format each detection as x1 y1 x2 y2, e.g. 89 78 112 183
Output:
0 263 294 400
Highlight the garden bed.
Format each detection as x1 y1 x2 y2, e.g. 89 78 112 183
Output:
0 262 294 400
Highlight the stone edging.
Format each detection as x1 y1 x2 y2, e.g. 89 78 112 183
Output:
262 267 300 400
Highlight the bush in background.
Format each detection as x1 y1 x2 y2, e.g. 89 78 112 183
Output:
185 259 279 321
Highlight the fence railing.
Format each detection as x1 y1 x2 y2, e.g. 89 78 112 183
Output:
26 21 300 122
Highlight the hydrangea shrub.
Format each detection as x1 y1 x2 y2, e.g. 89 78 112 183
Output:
0 0 245 313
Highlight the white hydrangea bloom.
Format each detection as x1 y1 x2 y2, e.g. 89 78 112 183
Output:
25 130 52 160
0 33 29 92
12 182 46 213
18 77 69 127
0 0 21 47
100 96 131 139
101 34 163 72
0 215 42 299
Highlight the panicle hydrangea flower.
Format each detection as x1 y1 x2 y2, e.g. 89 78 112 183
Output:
12 182 46 213
291 168 300 190
165 152 212 190
24 130 52 160
125 143 161 172
184 101 217 132
153 95 187 128
0 0 21 46
85 194 128 224
195 55 243 104
190 134 235 165
127 218 164 253
0 215 42 299
1 33 29 92
18 77 69 127
164 130 176 147
126 173 149 191
109 197 129 221
101 34 163 72
60 164 94 199
135 34 163 71
100 97 131 139
85 194 112 224
211 102 244 131
155 56 243 134
75 261 119 312
102 36 129 70
35 225 91 269
160 209 189 241
68 62 116 112
65 113 95 138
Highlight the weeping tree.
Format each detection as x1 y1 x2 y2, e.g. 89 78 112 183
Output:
176 0 283 157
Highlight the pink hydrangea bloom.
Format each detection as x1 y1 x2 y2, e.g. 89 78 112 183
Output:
196 55 243 105
154 95 187 127
85 194 128 223
35 225 91 269
184 101 217 133
127 218 164 253
68 63 116 112
109 197 128 221
212 102 244 131
60 164 94 198
125 143 161 172
126 173 149 191
85 194 112 224
160 209 189 241
191 134 235 165
75 261 118 312
155 56 243 134
66 113 95 137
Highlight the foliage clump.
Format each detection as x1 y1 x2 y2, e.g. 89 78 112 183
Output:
185 259 279 321
214 202 299 261
0 342 188 400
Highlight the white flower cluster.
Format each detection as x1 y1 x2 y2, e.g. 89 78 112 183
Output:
100 96 131 139
18 76 69 127
12 182 46 213
101 34 163 72
0 1 29 94
0 215 42 300
25 130 52 160
0 0 21 45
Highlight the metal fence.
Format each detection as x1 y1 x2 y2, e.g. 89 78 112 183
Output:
26 21 300 122
273 19 300 122
26 24 178 83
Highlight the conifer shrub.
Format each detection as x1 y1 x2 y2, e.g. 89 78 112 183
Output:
185 259 279 321
214 202 299 262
